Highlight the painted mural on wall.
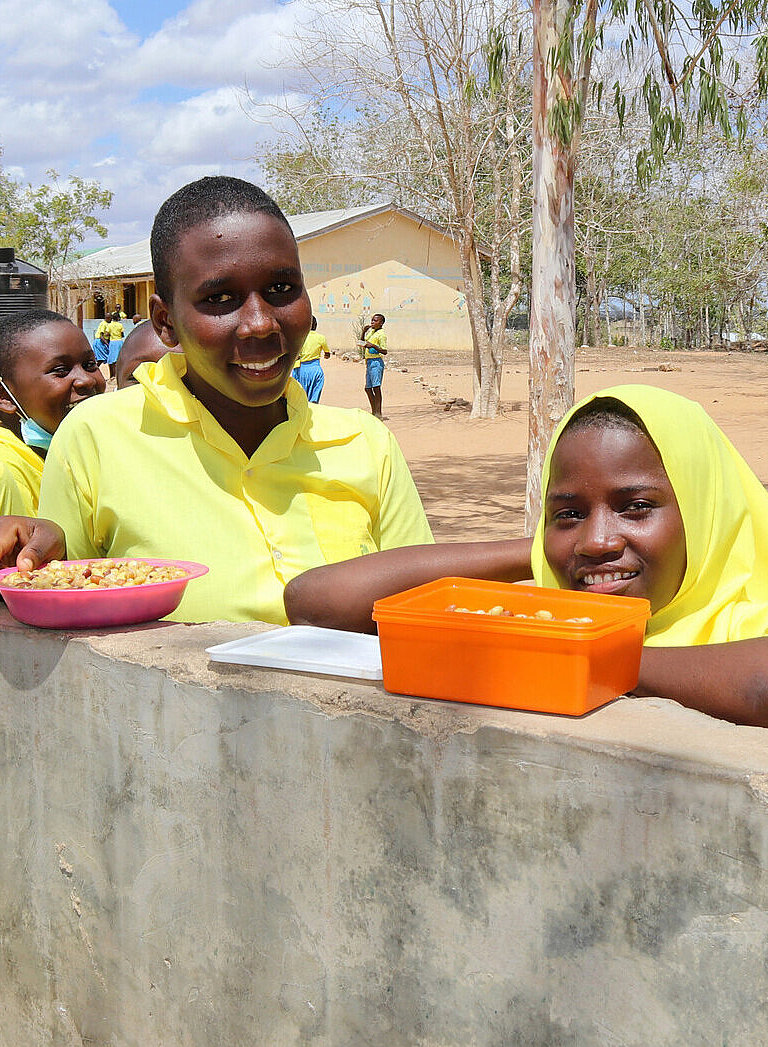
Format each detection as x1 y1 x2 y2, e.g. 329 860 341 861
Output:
307 260 471 353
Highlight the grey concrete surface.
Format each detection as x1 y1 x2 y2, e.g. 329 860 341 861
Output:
0 606 767 1046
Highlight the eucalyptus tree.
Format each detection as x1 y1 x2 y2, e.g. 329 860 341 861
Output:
526 0 768 528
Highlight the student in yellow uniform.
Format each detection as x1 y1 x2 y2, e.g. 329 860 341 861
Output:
94 311 125 378
361 313 387 418
95 311 125 343
292 315 329 402
0 310 104 514
284 386 768 728
115 319 181 389
36 176 433 624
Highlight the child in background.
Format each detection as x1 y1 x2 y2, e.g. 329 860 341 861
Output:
361 314 387 418
94 311 124 378
284 385 768 728
95 311 125 344
0 310 104 515
115 320 180 389
292 316 329 403
92 328 111 376
35 176 432 624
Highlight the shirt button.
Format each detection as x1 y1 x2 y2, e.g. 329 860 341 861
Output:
273 549 283 561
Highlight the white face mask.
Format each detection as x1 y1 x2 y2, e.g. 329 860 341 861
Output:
0 377 54 450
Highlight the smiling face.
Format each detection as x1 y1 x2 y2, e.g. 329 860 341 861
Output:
149 211 312 426
542 423 687 613
1 321 105 434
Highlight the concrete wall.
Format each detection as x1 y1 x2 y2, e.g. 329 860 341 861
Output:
300 212 466 290
1 607 767 1046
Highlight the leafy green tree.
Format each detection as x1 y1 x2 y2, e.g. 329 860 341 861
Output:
0 165 112 281
262 109 375 213
636 133 768 348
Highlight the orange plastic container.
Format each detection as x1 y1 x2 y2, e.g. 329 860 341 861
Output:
372 579 650 716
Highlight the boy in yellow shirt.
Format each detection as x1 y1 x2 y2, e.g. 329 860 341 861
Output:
361 313 387 418
36 176 432 623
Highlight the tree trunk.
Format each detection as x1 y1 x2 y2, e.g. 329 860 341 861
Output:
585 268 597 345
459 225 500 419
603 284 612 345
526 0 577 534
639 282 646 346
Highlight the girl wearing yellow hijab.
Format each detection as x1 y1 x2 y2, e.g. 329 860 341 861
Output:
532 385 768 725
280 383 768 724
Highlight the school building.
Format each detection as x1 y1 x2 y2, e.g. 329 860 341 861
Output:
57 204 487 353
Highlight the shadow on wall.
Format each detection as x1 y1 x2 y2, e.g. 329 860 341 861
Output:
408 454 527 542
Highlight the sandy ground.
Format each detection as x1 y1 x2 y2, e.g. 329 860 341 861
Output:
316 345 768 542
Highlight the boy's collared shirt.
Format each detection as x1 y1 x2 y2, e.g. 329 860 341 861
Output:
39 352 433 624
0 426 44 515
364 330 387 360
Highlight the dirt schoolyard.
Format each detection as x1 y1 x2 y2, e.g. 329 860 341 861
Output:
317 344 768 542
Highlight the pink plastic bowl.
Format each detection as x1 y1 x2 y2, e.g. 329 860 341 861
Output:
0 558 209 630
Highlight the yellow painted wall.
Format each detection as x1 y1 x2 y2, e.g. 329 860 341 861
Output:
300 212 474 352
308 259 471 353
300 212 465 290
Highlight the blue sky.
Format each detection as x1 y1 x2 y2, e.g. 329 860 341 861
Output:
111 0 188 37
0 0 315 247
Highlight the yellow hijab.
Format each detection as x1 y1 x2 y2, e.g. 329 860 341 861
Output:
531 384 768 646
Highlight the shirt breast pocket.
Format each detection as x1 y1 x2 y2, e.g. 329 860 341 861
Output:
307 492 378 563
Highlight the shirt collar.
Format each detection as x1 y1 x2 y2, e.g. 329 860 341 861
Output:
133 352 310 464
0 425 44 473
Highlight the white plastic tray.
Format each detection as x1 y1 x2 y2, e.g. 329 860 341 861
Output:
206 626 383 680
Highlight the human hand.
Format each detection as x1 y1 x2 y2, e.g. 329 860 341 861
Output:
0 516 66 572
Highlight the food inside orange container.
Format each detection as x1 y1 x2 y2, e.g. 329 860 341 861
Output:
372 579 650 716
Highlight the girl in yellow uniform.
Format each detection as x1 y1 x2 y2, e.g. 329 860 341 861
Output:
0 310 104 514
283 385 768 727
292 316 329 402
361 314 387 418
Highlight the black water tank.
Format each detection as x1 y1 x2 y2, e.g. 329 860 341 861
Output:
0 247 48 315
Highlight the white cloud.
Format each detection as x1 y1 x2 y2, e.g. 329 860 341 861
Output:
116 0 312 92
0 0 323 247
141 86 307 165
0 0 134 86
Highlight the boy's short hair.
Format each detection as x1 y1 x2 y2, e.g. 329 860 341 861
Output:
150 176 293 302
0 309 73 379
